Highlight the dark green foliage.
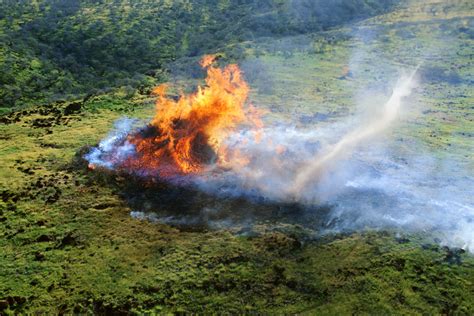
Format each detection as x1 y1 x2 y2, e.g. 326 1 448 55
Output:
0 0 397 108
3 0 473 313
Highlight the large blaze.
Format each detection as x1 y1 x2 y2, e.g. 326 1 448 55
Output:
123 55 261 178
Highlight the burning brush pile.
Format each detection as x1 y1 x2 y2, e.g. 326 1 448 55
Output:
84 56 474 251
86 55 418 203
85 55 316 228
86 55 263 182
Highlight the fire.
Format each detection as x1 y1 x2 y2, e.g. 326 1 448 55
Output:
124 55 261 177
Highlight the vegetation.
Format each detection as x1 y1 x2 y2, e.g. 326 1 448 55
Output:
1 0 473 314
0 0 397 109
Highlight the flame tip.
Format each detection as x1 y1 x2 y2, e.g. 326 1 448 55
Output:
126 56 262 177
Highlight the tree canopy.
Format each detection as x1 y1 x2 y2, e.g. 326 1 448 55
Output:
0 0 397 108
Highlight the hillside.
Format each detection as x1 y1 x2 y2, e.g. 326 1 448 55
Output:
1 0 473 314
0 0 397 109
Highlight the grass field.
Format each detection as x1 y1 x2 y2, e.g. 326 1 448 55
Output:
1 0 473 313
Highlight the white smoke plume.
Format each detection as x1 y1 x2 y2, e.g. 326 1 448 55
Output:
84 118 138 169
290 69 419 198
200 69 419 201
85 68 474 252
195 68 474 252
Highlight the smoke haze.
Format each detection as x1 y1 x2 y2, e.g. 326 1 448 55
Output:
85 65 473 253
85 12 474 252
290 69 418 197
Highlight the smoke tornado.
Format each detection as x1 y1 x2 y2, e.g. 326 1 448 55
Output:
290 69 418 198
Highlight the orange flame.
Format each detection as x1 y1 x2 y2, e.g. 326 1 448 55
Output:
125 55 261 177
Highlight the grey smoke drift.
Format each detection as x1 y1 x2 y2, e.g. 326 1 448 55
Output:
85 69 474 253
290 69 419 198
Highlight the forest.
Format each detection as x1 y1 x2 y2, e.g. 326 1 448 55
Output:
1 0 396 109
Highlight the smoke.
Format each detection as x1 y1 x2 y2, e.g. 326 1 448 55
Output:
84 118 139 170
194 68 473 252
290 69 418 198
85 67 474 253
81 0 474 254
194 69 418 201
84 63 474 253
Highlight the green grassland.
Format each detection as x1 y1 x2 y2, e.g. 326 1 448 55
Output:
243 0 473 160
1 0 473 314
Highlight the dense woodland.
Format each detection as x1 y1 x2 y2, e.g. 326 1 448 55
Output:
0 0 397 109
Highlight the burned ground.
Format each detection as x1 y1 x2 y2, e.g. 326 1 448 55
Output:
80 161 335 232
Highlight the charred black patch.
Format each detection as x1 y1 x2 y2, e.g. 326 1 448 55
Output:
1 190 20 203
36 234 54 242
299 112 329 124
0 296 27 312
105 173 331 232
22 173 65 204
75 139 334 232
420 66 466 85
191 131 217 165
56 233 79 249
0 101 84 132
138 125 161 139
171 117 188 130
443 247 465 265
31 117 54 128
63 101 82 115
93 202 117 210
